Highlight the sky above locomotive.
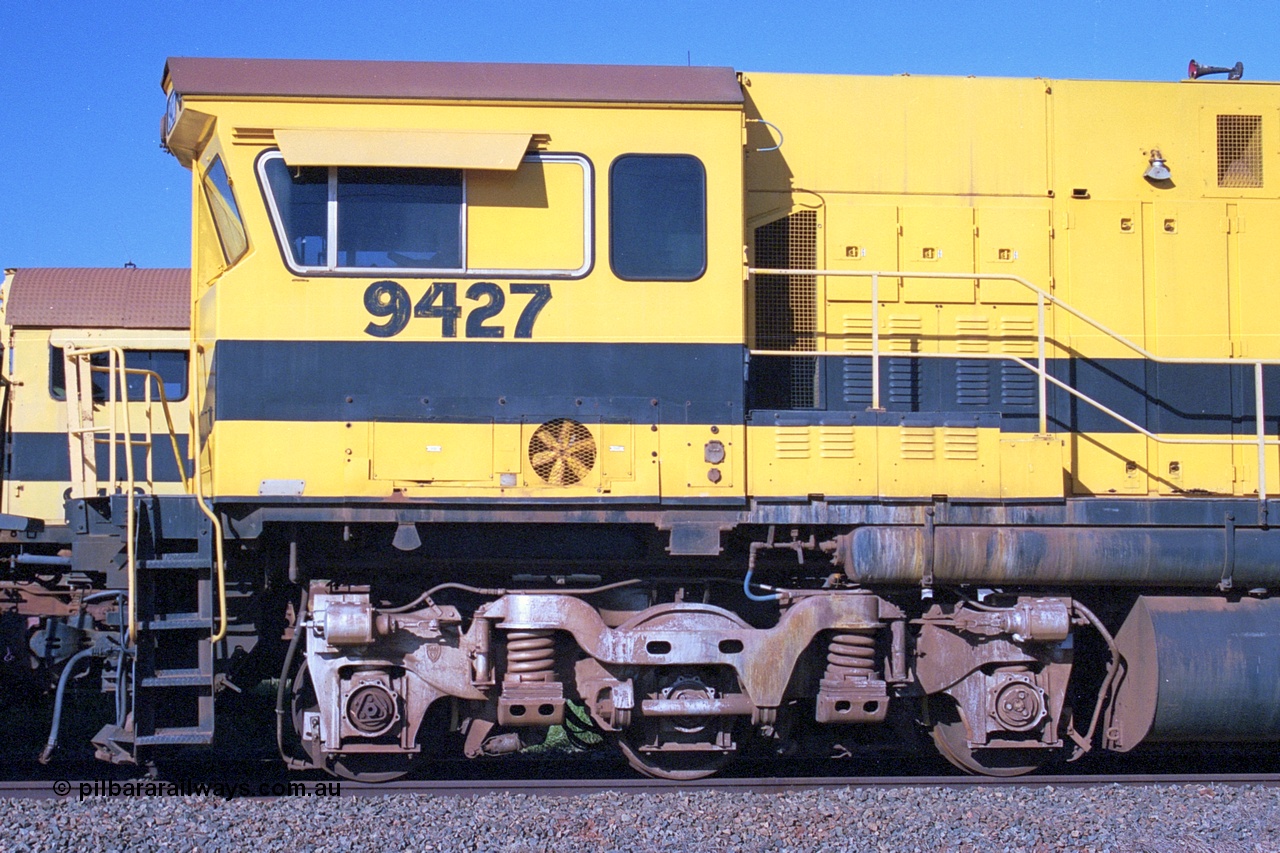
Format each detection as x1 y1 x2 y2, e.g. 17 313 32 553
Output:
0 0 1273 271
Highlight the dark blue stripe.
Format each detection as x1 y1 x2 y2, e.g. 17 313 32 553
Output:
214 341 745 424
750 409 1002 429
8 433 191 483
211 341 1270 436
744 355 1278 436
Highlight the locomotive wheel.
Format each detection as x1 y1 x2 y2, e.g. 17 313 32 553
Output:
328 754 414 784
616 673 733 780
924 696 1045 777
616 733 728 781
290 663 411 783
606 609 752 779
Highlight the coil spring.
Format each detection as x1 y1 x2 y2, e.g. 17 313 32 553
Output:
824 630 876 682
505 629 555 682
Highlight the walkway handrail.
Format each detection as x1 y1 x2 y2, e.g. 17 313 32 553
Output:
64 347 136 642
746 268 1275 503
64 347 195 643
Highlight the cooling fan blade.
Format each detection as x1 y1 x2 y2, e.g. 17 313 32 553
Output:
528 418 597 486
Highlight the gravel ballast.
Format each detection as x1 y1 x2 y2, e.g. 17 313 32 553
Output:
3 782 1278 852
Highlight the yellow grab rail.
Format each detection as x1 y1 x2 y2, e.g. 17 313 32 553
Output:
191 344 228 644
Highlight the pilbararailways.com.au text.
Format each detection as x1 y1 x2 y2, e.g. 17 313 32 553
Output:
53 779 342 800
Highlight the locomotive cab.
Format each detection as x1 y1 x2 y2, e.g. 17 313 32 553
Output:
161 58 749 511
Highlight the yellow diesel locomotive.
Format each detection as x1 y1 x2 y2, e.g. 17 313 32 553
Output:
3 57 1280 778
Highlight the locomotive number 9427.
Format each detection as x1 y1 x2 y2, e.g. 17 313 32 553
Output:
363 280 553 339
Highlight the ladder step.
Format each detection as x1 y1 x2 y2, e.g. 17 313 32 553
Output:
136 727 214 746
141 669 211 689
136 614 210 631
138 555 211 570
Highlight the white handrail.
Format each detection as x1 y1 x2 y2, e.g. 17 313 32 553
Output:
747 267 1274 502
63 347 193 643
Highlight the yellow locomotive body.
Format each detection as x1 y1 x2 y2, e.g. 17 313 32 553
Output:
742 72 1280 504
4 59 1280 778
166 61 1280 512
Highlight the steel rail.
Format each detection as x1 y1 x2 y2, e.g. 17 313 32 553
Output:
6 773 1280 800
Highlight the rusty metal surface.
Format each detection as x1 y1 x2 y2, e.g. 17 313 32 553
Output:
834 525 1280 587
1110 595 1280 751
164 57 743 105
5 268 190 329
305 591 485 758
485 591 882 711
915 599 1074 774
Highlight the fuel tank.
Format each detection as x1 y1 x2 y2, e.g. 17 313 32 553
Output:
1108 595 1280 750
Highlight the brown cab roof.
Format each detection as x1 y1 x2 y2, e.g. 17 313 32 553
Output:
5 268 190 330
163 57 743 105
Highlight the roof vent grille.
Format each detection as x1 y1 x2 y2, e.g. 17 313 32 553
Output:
1217 114 1263 188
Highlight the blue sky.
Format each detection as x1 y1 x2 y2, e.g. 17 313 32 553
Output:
1 1 1274 270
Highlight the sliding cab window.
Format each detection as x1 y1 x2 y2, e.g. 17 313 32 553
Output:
50 348 189 402
202 156 249 265
609 155 706 281
257 151 591 277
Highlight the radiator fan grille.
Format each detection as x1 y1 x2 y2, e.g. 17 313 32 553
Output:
529 419 596 486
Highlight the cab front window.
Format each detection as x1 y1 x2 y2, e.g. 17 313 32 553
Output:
202 156 249 265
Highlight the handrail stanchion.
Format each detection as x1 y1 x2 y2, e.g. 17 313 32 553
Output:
871 272 882 411
744 266 1280 511
62 346 192 646
107 350 118 487
1037 292 1048 436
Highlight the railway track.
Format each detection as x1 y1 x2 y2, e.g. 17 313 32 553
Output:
5 772 1279 800
5 767 1276 852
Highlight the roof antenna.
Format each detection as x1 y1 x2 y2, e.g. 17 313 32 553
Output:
687 51 691 67
124 261 137 269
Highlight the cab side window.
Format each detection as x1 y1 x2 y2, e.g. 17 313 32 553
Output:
259 151 590 277
609 155 706 281
50 348 189 402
